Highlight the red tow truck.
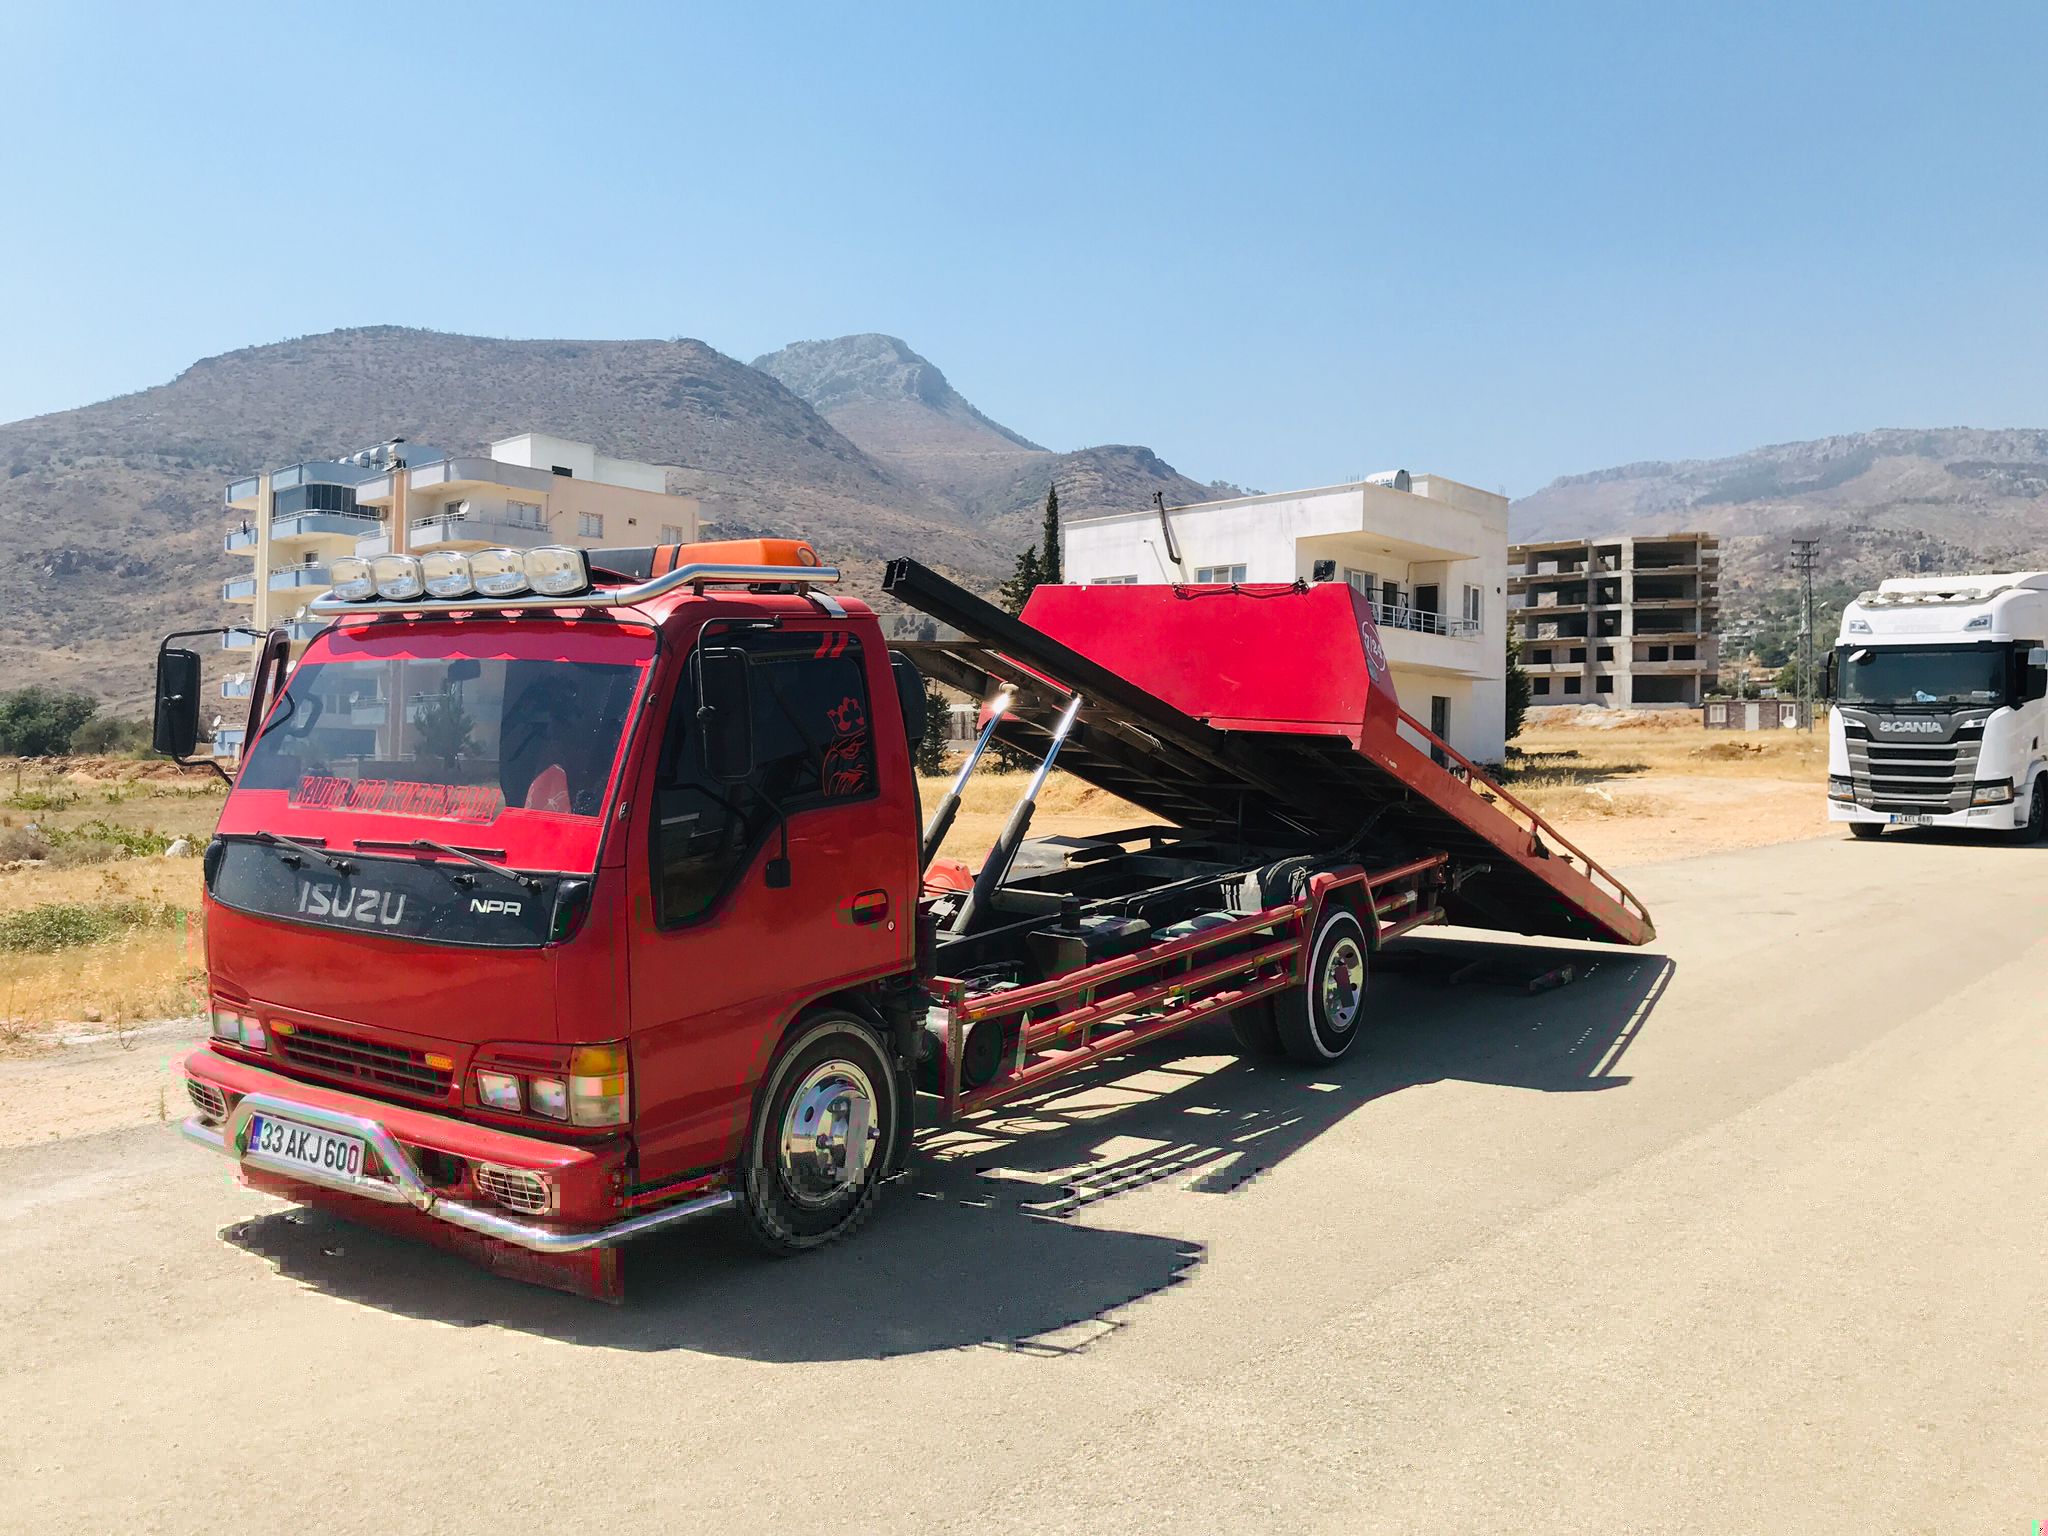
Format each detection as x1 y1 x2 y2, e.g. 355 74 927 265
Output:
154 536 1652 1299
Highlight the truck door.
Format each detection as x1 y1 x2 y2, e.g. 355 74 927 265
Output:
625 622 917 1182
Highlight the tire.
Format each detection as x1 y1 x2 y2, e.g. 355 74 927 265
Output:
737 1011 900 1255
1848 821 1884 841
1227 997 1286 1059
2013 779 2047 844
1275 907 1371 1064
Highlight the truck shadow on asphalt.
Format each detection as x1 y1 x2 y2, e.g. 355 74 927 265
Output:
222 935 1673 1361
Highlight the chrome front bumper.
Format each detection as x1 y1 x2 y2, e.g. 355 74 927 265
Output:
183 1091 735 1254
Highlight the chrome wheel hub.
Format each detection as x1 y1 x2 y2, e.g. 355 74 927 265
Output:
777 1060 879 1207
1320 936 1365 1034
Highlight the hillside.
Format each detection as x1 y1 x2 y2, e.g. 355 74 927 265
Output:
0 329 1016 705
753 333 1228 538
1511 428 2048 662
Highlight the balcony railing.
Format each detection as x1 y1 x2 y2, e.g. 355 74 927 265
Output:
219 674 252 699
269 563 330 590
210 727 246 759
221 576 257 601
1369 600 1480 638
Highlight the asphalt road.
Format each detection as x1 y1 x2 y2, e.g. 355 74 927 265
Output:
2 831 2043 1534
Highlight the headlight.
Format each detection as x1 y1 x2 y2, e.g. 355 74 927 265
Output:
524 545 593 597
420 551 475 599
209 1005 267 1050
475 1070 523 1112
1971 779 2014 805
527 1077 569 1120
469 548 529 598
370 554 425 602
328 556 376 603
1828 775 1854 802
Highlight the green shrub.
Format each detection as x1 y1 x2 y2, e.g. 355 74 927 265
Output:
0 900 187 953
39 820 174 856
0 687 98 756
4 787 81 811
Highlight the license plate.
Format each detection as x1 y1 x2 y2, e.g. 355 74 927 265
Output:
1893 814 1932 827
245 1114 368 1182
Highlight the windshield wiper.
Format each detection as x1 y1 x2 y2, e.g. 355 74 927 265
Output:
398 838 543 892
245 830 356 874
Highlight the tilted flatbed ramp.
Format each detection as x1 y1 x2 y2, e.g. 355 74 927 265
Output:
886 561 1652 947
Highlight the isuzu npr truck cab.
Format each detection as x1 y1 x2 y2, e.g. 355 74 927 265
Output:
1828 572 2048 840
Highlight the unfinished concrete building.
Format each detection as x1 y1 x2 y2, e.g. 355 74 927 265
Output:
1507 533 1721 708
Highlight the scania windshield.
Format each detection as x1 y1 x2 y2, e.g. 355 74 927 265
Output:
220 621 654 873
1835 643 2011 708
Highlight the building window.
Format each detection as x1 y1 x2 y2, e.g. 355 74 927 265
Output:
1531 648 1552 664
1568 647 1586 663
1462 584 1482 627
1674 644 1696 661
1648 645 1669 662
660 524 688 544
1345 568 1378 601
507 500 543 529
1193 564 1247 584
1596 675 1614 694
1533 677 1551 696
1596 645 1612 661
1089 575 1139 585
1564 677 1582 695
578 512 604 539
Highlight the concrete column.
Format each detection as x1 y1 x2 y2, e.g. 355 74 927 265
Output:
252 471 272 635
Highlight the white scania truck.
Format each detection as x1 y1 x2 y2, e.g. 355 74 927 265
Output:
1828 572 2048 840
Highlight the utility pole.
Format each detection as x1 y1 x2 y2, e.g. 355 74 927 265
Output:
1791 538 1820 732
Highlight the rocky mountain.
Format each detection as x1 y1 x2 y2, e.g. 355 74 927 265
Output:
1511 428 2048 652
0 327 1222 706
754 333 1226 539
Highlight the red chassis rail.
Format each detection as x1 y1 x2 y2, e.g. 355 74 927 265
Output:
928 856 1449 1119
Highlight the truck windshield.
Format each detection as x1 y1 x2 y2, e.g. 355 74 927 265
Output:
1835 644 2008 708
227 624 654 871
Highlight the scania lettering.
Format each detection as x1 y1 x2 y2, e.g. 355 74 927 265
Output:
156 534 1653 1299
1826 571 2048 841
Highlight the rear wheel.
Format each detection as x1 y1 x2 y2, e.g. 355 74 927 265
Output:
1848 821 1885 841
738 1012 899 1254
1227 997 1286 1059
1276 908 1370 1064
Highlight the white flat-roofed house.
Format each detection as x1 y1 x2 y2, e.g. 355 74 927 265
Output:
1060 472 1510 763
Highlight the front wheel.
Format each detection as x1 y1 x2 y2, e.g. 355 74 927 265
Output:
2013 779 2048 844
1276 908 1370 1064
738 1012 900 1254
1848 821 1885 841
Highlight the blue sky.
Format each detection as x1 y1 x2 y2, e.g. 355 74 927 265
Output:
3 1 2044 496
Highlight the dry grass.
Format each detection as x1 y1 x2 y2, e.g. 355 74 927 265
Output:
0 763 221 1035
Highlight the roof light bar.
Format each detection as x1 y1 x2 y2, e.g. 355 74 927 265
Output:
308 552 840 616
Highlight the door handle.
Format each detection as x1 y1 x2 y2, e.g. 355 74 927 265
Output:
847 889 890 927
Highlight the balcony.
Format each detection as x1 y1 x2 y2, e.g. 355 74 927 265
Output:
222 576 257 602
268 563 330 591
1369 600 1479 639
220 674 252 699
210 727 245 759
223 510 381 554
409 512 552 550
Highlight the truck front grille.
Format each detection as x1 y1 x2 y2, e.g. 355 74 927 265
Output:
1844 730 1980 813
278 1024 453 1099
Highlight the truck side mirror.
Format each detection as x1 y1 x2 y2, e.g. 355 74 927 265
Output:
695 648 754 782
2028 647 2048 701
153 647 203 758
1822 651 1837 702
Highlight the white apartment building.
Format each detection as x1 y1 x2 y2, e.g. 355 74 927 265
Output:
1061 471 1510 762
216 432 699 756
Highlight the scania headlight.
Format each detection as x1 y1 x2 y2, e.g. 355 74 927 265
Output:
420 551 475 599
370 554 425 602
328 556 376 603
1828 775 1854 802
469 548 529 598
1971 779 2015 805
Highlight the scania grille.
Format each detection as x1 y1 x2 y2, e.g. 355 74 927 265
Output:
278 1024 453 1099
1843 729 1980 812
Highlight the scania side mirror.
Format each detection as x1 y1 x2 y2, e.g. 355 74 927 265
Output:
152 647 203 759
696 648 755 782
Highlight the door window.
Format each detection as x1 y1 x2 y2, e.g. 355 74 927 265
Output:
650 629 876 927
